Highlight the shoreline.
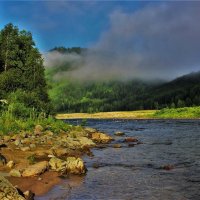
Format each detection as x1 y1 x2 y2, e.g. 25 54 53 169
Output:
56 110 156 120
56 110 200 120
0 124 113 199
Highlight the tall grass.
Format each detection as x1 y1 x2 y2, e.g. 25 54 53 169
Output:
0 108 73 135
154 106 200 119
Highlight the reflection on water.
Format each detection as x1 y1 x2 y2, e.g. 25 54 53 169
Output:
36 119 200 200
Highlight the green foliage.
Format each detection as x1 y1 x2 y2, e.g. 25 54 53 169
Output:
0 23 51 114
154 106 200 119
0 107 72 135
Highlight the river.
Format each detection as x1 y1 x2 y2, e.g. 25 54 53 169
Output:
36 119 200 200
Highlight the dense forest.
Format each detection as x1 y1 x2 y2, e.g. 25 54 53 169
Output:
47 47 200 113
0 23 50 117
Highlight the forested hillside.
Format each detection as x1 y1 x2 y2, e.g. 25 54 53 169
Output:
46 47 200 113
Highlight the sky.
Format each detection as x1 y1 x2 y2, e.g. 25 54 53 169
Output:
0 1 145 51
1 1 200 80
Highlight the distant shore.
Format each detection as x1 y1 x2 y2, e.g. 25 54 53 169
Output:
56 110 157 119
56 107 200 119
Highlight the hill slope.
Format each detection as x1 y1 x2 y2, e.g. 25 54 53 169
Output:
45 47 200 113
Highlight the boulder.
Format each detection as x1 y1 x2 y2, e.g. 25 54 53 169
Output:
78 137 96 147
51 147 69 157
84 127 97 133
22 161 49 177
49 157 67 172
68 130 87 138
92 132 113 143
0 175 25 200
66 157 86 175
49 157 86 175
64 138 81 149
9 169 21 177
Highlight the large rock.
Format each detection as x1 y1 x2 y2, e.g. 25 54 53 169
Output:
49 156 86 175
78 137 96 147
51 147 69 157
22 161 49 177
66 157 86 175
49 157 67 172
84 127 97 133
64 138 81 149
91 132 113 143
68 130 87 138
0 175 25 200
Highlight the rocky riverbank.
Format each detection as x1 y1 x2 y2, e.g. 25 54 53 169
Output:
0 125 113 199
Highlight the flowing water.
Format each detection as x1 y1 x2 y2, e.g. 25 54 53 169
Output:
36 119 200 200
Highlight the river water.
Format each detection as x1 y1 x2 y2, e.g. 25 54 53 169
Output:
36 119 200 200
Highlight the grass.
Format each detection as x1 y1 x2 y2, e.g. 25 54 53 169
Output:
56 107 200 119
56 110 157 119
154 106 200 119
0 110 74 135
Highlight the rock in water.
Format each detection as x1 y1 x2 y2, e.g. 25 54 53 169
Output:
22 161 49 177
114 132 125 136
66 157 86 175
0 175 25 200
124 137 138 143
49 157 86 175
91 132 113 143
49 157 67 172
84 127 97 133
113 144 122 148
78 137 96 147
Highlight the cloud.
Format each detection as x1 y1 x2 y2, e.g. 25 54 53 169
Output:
43 51 82 68
44 2 200 81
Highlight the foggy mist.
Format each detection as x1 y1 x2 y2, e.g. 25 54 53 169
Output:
44 3 200 81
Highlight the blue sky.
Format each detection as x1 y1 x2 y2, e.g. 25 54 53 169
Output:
1 1 200 79
0 1 147 51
